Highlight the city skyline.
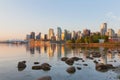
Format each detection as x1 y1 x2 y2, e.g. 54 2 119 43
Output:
1 0 120 40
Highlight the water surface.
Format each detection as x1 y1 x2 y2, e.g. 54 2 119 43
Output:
0 44 120 80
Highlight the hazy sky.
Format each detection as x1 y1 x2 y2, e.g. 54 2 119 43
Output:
0 0 120 40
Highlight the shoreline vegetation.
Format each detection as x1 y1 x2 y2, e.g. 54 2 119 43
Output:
28 40 120 48
0 40 120 48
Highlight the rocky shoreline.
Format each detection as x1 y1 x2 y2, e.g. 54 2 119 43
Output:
17 49 120 80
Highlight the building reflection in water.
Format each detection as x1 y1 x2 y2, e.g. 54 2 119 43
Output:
26 44 120 63
99 47 107 64
26 44 35 54
36 46 41 53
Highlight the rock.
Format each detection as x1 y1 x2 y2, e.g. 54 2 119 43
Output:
42 66 51 71
96 63 115 72
41 63 51 71
32 66 41 70
71 57 80 61
77 67 81 70
17 61 26 71
17 61 26 68
41 63 51 67
34 62 40 64
92 52 101 58
105 64 114 68
61 57 68 61
113 60 116 63
65 58 74 65
66 66 76 73
83 64 88 66
82 60 85 62
98 59 101 61
18 68 25 71
93 60 98 64
38 76 52 80
86 56 94 60
22 61 26 63
79 58 83 60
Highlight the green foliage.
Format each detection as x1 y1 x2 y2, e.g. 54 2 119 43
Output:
66 39 75 43
101 35 109 42
66 34 109 43
66 40 73 43
76 37 85 43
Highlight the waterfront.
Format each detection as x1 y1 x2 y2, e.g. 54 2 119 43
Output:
0 44 120 80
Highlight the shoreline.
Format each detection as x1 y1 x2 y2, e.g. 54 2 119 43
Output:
1 40 120 48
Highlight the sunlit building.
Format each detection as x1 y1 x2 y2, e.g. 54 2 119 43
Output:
107 28 115 38
41 34 48 40
76 31 82 39
71 31 76 39
100 23 107 35
61 32 65 40
48 28 54 40
118 29 120 38
83 29 91 36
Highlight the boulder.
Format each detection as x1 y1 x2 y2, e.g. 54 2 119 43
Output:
82 60 85 62
65 58 74 65
17 61 26 68
32 66 41 70
86 56 94 60
61 57 68 61
38 76 52 80
92 52 101 58
71 57 80 61
93 60 98 64
83 64 88 66
96 63 115 72
41 63 51 67
17 61 26 71
41 63 51 71
77 67 81 70
66 66 76 73
34 62 40 64
42 66 51 71
22 61 26 63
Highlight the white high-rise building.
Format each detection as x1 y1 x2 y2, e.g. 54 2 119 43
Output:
57 27 62 41
100 23 107 35
71 31 76 39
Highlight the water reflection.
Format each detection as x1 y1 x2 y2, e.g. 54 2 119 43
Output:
25 44 120 64
0 44 120 80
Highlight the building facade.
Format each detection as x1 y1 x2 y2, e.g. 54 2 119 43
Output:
48 28 54 40
57 27 62 41
100 23 107 35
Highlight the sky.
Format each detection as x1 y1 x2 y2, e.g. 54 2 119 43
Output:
0 0 120 40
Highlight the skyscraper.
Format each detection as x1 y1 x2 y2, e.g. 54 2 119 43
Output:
107 28 115 38
57 27 62 41
118 29 120 38
100 23 107 35
36 32 41 40
26 34 30 40
48 28 54 40
83 29 91 36
71 31 76 39
30 32 35 39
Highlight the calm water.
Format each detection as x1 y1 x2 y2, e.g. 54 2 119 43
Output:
0 44 120 80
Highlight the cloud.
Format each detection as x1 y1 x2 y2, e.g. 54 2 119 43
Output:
105 12 120 21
